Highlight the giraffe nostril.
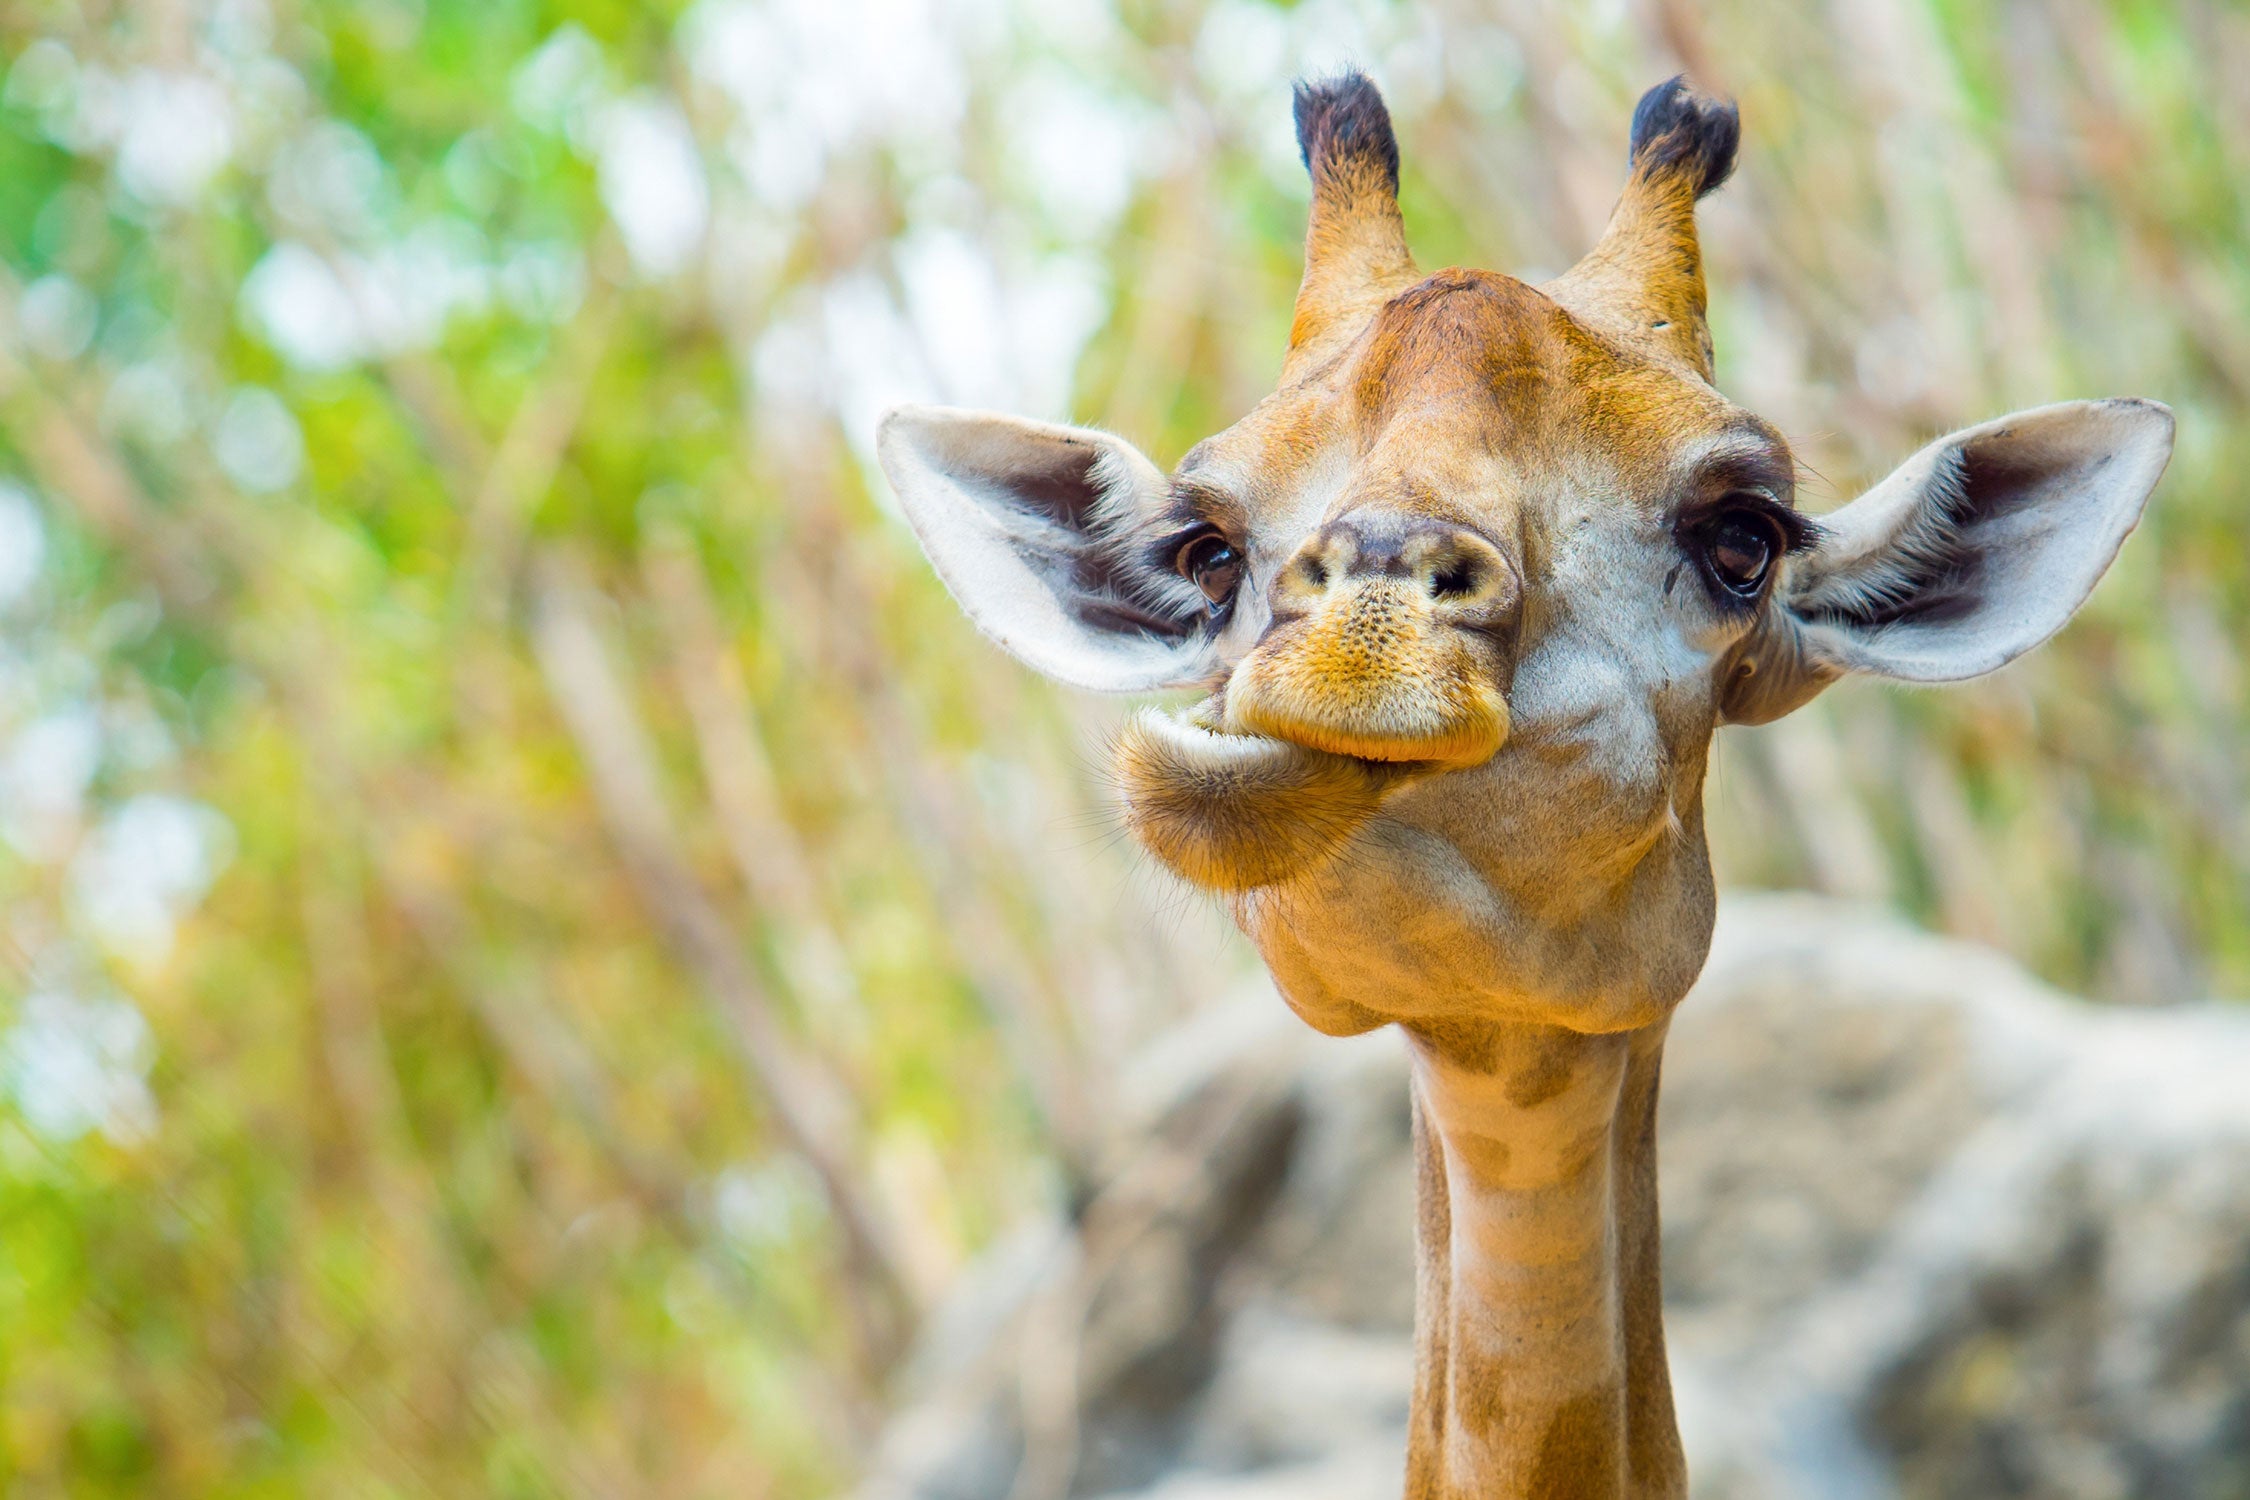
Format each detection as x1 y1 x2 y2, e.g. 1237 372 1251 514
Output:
1430 560 1480 600
1278 522 1515 613
1294 554 1331 593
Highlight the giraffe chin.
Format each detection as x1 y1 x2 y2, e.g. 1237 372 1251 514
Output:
1111 705 1424 892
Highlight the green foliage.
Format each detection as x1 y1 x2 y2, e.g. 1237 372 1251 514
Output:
0 0 2246 1494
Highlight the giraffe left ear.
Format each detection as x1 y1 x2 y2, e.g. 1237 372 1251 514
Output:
877 404 1220 693
1723 398 2174 724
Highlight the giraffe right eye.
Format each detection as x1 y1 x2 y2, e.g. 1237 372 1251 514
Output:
1177 532 1243 607
1691 503 1786 602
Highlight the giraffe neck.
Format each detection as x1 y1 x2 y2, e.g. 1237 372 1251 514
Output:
1402 1017 1681 1500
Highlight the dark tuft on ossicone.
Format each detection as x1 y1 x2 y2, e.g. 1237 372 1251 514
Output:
1293 70 1400 193
1627 76 1740 199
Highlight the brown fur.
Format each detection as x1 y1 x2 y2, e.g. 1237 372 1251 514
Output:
1407 1092 1453 1500
1400 1022 1659 1499
1619 1040 1686 1493
1505 1036 1580 1110
1528 1387 1627 1498
1406 1016 1507 1075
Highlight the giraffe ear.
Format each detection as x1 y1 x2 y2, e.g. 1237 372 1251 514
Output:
1722 399 2174 724
876 405 1219 693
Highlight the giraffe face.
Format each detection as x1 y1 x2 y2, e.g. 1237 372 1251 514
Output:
1103 266 1801 910
877 75 2171 1031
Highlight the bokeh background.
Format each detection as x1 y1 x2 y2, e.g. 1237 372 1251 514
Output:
0 0 2244 1495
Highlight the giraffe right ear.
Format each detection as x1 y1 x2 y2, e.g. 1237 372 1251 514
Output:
877 405 1220 693
1723 398 2174 724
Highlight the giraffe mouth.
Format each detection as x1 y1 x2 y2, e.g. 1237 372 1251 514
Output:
1111 702 1428 892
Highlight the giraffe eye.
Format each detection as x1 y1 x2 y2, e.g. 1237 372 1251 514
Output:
1695 505 1783 599
1176 532 1243 607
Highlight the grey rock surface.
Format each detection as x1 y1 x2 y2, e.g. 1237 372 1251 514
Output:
853 894 2250 1500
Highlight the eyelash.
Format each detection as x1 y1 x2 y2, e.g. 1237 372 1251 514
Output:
1150 524 1245 617
1675 494 1815 610
1692 493 1814 550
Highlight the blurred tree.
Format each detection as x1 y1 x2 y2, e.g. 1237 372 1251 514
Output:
0 0 2243 1494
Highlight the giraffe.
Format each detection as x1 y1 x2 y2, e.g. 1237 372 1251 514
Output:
876 73 2172 1499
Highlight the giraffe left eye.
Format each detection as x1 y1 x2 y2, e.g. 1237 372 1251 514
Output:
1176 532 1243 606
1697 507 1781 598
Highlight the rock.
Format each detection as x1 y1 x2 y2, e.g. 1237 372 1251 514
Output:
1677 896 2250 1500
855 894 2250 1499
1172 1302 1413 1475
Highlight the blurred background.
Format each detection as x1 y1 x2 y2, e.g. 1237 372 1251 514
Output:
0 0 2245 1496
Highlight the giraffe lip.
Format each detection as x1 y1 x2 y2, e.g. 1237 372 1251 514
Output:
1227 704 1500 766
1219 602 1511 771
1178 698 1435 776
1221 666 1509 769
1110 706 1417 891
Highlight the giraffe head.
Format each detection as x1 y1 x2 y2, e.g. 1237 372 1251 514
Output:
878 74 2171 1035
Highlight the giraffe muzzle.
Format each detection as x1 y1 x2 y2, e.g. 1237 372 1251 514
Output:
1111 521 1516 891
1223 519 1516 768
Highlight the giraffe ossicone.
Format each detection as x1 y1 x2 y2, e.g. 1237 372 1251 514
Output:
878 70 2171 1500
